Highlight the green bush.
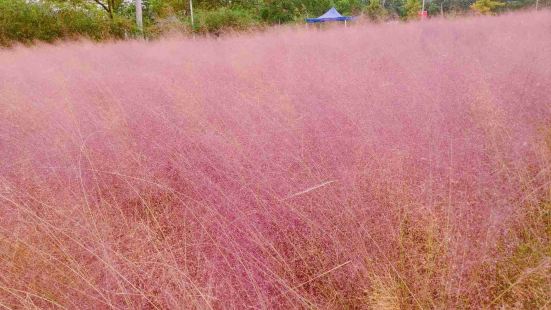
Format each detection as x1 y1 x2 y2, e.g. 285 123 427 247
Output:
0 0 56 45
364 0 388 20
334 0 364 15
196 7 257 34
260 0 300 24
428 2 442 16
471 0 505 14
404 0 421 19
0 0 136 47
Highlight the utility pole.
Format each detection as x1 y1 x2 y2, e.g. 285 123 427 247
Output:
189 0 195 28
135 0 143 33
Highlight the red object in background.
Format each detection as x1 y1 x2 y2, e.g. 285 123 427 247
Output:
418 10 428 19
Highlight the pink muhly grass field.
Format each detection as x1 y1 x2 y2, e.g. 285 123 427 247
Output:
1 11 550 309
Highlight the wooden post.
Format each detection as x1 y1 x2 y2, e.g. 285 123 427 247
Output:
135 0 143 33
189 0 195 28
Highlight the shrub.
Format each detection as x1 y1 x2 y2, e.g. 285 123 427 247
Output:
0 0 60 45
196 7 257 34
471 0 505 14
334 0 365 15
260 0 300 24
428 1 443 16
0 0 135 47
364 0 389 20
404 0 422 19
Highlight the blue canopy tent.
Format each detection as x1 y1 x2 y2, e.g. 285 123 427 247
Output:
305 7 353 24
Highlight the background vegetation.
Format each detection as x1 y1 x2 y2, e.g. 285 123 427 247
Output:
1 0 549 46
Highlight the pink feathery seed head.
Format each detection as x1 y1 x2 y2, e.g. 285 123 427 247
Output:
1 10 551 308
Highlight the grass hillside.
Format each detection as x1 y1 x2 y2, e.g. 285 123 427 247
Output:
0 11 550 309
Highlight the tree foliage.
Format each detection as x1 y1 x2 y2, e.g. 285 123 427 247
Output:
196 7 256 33
404 0 421 19
0 0 135 46
364 0 388 20
45 0 125 18
471 0 505 14
0 0 547 46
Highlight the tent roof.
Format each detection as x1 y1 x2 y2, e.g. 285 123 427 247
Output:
318 7 344 19
306 7 353 23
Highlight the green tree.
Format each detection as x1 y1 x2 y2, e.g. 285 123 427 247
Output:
404 0 420 19
470 0 504 14
335 0 364 15
0 0 134 46
197 6 256 33
46 0 124 18
260 0 299 23
428 0 448 15
364 0 387 20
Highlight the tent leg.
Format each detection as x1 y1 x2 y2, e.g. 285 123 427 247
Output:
344 20 347 27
